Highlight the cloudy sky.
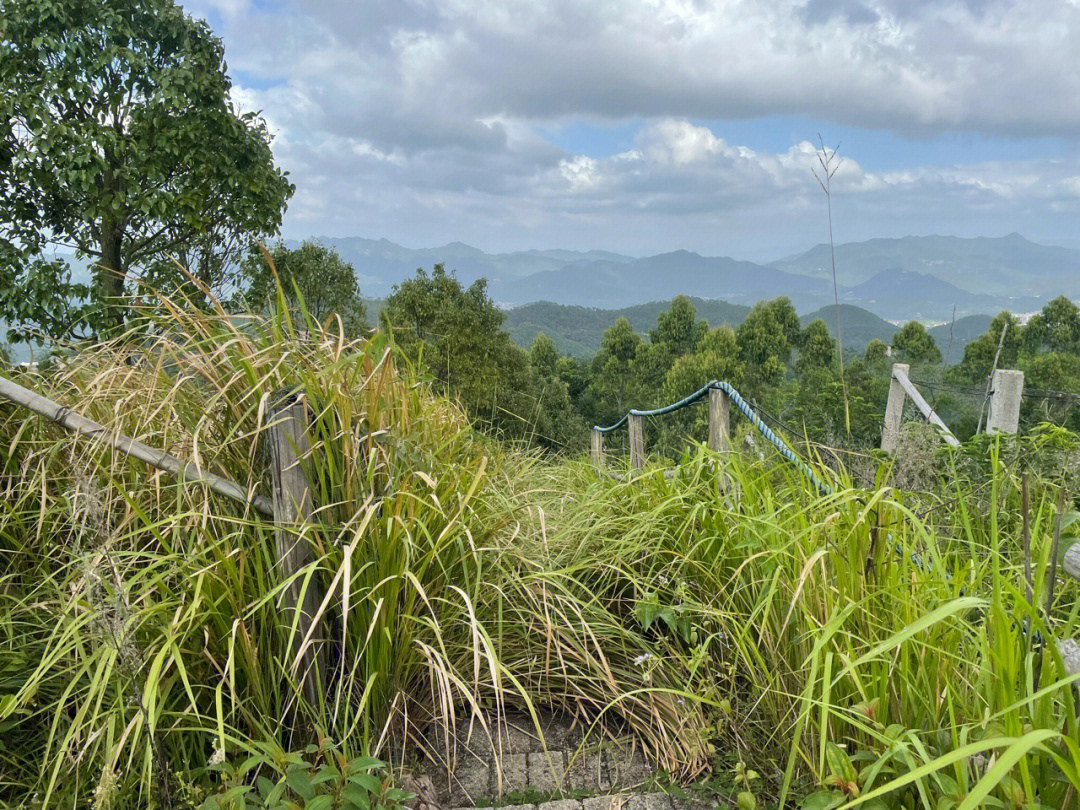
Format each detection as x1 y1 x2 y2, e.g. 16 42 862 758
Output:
188 0 1080 259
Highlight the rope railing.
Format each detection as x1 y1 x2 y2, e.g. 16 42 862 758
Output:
592 380 835 496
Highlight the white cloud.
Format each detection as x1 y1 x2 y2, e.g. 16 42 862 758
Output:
182 0 1080 254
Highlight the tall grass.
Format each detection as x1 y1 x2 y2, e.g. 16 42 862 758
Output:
512 438 1080 807
0 298 523 806
1 296 1079 809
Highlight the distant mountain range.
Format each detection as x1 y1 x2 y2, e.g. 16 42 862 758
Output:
3 233 1071 363
317 233 1074 322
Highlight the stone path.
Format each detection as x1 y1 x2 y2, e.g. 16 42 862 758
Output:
412 712 714 810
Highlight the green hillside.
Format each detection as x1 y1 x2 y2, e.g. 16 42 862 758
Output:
928 314 993 365
798 304 898 353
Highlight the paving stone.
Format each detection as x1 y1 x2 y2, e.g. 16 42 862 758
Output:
493 752 529 797
417 759 454 803
496 716 542 754
622 794 672 810
449 758 491 807
539 800 582 810
582 796 629 810
564 749 612 791
538 716 582 750
608 748 651 788
528 751 568 792
670 797 716 810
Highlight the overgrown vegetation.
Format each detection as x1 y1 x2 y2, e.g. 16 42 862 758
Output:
2 296 1080 809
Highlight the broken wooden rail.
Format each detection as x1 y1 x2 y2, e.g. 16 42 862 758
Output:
0 373 326 705
0 373 274 515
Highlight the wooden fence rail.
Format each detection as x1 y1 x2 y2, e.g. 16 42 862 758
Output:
0 374 274 514
0 373 326 707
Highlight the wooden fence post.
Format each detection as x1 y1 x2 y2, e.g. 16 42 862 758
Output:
987 369 1025 435
708 387 730 453
269 392 325 708
591 428 604 467
628 413 645 469
881 363 909 452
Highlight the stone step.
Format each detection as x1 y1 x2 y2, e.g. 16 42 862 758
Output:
450 791 713 810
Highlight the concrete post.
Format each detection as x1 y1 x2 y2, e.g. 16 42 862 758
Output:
708 387 730 453
590 428 604 467
628 413 645 469
986 369 1024 435
881 363 909 452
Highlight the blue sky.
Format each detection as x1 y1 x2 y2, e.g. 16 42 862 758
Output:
189 0 1080 259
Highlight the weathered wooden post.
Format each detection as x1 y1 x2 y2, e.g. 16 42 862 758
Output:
708 386 730 453
986 369 1025 435
628 413 645 469
881 363 909 452
590 428 604 467
269 391 325 707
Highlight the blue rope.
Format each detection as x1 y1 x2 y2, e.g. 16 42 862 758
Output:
593 380 834 496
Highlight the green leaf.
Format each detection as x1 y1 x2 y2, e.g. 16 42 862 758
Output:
825 742 857 785
257 776 276 800
801 790 845 810
286 767 315 800
348 773 381 792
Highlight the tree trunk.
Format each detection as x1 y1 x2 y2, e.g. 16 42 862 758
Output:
98 222 126 332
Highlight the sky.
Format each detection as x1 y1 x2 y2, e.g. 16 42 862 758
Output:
186 0 1080 260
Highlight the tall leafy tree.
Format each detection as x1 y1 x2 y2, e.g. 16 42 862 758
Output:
0 0 294 336
735 296 800 397
1022 296 1080 357
235 242 366 335
529 333 559 378
383 265 583 448
648 295 707 356
891 321 942 364
796 319 837 373
863 338 889 371
588 317 644 423
951 312 1020 383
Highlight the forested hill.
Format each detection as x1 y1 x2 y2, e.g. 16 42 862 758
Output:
500 299 992 363
502 298 751 358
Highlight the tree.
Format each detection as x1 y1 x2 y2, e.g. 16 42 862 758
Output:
657 325 742 447
0 0 294 336
530 333 559 378
649 295 707 357
951 312 1020 383
235 242 366 335
383 265 584 448
863 339 888 371
796 319 836 373
735 297 800 397
891 321 942 364
1022 296 1080 357
588 317 645 424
